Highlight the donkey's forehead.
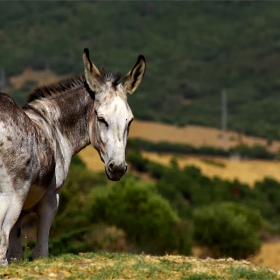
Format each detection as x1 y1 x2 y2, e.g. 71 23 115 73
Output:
96 94 132 117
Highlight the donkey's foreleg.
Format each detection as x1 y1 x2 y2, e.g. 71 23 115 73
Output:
7 215 24 262
33 189 59 260
0 195 23 266
0 196 10 266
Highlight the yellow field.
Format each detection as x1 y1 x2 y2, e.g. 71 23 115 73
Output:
79 145 280 187
130 120 280 153
78 115 280 188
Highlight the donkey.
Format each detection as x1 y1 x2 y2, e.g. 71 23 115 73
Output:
0 48 146 265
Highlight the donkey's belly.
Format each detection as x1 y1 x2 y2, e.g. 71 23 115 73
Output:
22 184 47 210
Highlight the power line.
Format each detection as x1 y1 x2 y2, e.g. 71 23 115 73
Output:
222 89 227 150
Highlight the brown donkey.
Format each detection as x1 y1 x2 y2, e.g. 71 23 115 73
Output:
0 48 146 265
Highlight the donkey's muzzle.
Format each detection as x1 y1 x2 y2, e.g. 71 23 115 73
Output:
106 161 128 181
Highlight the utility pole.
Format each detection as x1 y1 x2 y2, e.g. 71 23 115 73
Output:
222 89 227 150
0 67 5 92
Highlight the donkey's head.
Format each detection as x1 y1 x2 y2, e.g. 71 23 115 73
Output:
83 48 146 181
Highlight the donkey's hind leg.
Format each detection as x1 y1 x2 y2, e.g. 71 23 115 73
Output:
33 188 59 260
7 214 24 262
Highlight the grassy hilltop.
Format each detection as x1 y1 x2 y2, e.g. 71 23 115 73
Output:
2 2 280 139
1 253 279 280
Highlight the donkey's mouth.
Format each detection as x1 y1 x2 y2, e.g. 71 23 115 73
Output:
105 166 127 181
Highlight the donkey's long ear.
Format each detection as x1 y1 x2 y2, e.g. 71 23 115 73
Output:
122 55 146 94
83 48 105 93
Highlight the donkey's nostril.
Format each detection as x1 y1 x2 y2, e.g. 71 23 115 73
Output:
125 165 128 173
109 162 114 171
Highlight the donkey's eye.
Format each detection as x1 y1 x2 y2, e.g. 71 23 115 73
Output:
128 118 134 128
98 117 108 128
127 118 134 134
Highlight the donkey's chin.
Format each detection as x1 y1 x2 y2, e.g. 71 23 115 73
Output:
105 168 125 181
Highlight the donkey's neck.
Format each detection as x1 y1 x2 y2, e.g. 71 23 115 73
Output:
24 85 93 157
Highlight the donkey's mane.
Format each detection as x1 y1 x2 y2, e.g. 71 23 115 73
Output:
27 75 86 103
27 68 122 103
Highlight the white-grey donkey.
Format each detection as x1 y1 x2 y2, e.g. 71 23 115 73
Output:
0 48 146 265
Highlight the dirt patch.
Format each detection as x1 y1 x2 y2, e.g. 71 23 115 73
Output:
9 68 69 90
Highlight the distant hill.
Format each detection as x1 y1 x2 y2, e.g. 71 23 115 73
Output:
2 2 280 139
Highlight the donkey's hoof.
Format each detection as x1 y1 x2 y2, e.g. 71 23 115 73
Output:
0 258 8 266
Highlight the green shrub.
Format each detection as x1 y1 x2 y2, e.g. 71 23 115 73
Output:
193 204 261 259
253 177 280 226
47 225 134 256
220 202 267 232
87 176 192 255
229 145 275 160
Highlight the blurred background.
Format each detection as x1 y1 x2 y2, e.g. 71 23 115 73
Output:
2 1 280 270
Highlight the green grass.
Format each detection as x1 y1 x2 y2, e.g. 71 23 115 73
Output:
0 253 279 280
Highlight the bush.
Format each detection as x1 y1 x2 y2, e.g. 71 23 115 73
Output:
193 204 261 259
253 178 280 226
229 145 275 160
220 202 266 232
47 225 134 256
87 176 192 255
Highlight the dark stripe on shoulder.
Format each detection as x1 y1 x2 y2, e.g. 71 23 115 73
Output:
23 104 50 124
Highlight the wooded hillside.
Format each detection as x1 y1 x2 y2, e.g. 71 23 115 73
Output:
2 2 280 139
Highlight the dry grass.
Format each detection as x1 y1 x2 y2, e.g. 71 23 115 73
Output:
250 242 280 271
192 242 280 271
0 252 278 280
